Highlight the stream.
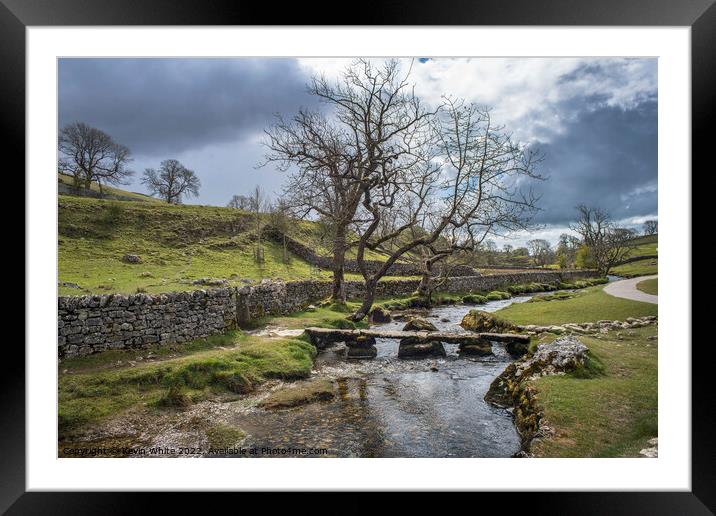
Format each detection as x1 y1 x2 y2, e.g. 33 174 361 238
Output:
226 295 534 458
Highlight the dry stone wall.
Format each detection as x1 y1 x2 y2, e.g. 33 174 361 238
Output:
265 228 476 277
58 270 598 357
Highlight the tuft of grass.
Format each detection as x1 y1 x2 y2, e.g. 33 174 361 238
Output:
496 285 657 326
462 294 488 304
58 335 316 435
527 291 575 303
59 331 242 373
263 304 368 330
636 278 658 296
530 326 657 457
205 422 245 449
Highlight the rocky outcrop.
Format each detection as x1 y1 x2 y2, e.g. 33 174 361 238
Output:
460 310 517 333
402 318 438 332
458 338 493 356
516 316 657 336
485 336 590 452
345 335 378 359
369 306 392 323
121 254 142 264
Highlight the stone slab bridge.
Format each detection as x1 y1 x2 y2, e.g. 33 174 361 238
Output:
304 327 530 359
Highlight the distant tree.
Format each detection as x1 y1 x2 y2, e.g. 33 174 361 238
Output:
555 233 581 268
227 194 253 210
643 220 658 236
250 186 267 263
142 159 200 204
269 198 292 264
513 247 529 257
58 122 134 195
526 239 553 267
502 244 513 256
483 240 498 265
570 205 633 274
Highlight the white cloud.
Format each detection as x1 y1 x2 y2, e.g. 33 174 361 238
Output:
298 57 657 144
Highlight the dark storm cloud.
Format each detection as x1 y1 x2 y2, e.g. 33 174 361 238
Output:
531 99 657 225
58 58 318 155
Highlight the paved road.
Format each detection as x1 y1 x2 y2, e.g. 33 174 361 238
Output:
603 275 658 304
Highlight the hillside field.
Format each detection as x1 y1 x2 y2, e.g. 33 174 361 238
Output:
57 181 410 296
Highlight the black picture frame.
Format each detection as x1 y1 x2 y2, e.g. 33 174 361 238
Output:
4 0 709 512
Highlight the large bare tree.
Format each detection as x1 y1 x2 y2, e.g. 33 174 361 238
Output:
58 122 134 194
263 59 435 303
141 159 200 204
348 98 543 320
570 205 634 275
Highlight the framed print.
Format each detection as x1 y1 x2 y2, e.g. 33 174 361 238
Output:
6 0 712 511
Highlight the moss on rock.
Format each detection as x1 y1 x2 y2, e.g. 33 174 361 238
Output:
460 310 516 333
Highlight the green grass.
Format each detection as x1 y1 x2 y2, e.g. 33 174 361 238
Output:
612 258 658 278
205 422 246 449
58 195 339 295
636 278 658 295
58 333 316 435
57 195 421 296
59 331 242 373
59 173 162 203
495 285 657 325
530 326 657 457
249 303 368 330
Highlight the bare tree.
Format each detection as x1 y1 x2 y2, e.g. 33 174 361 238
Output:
250 186 267 263
58 122 134 195
570 205 633 274
526 239 553 267
348 98 543 320
227 194 253 210
142 159 200 204
643 220 658 236
263 59 435 303
269 198 292 264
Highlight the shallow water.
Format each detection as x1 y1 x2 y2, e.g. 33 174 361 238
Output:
228 297 533 458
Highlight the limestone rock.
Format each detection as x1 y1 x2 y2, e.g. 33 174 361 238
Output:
460 310 516 333
346 345 378 359
398 338 446 358
369 306 392 323
402 317 438 332
458 338 493 356
122 254 142 264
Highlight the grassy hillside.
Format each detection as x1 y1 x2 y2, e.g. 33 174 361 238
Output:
59 173 162 203
610 234 658 277
58 196 339 295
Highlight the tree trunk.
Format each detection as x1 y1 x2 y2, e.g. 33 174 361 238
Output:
331 224 348 303
416 259 433 303
350 279 377 321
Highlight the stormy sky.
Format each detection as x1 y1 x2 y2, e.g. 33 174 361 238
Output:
58 57 657 247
